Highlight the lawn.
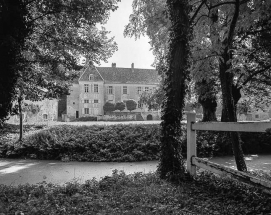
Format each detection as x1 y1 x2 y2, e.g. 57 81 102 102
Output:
0 170 270 214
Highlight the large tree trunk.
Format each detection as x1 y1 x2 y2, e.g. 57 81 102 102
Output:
219 54 247 172
158 0 190 180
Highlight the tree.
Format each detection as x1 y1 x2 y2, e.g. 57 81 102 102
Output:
103 101 115 114
115 101 125 112
158 0 192 180
126 99 137 112
139 84 164 111
0 0 120 125
0 0 31 126
125 0 218 122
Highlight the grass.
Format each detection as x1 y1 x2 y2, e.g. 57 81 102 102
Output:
0 170 270 215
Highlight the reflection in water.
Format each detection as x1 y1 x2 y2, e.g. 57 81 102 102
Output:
0 163 36 174
210 154 271 171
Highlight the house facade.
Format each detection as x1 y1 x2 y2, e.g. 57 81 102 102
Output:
66 63 160 120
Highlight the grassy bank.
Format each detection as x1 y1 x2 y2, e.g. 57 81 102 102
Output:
0 171 270 214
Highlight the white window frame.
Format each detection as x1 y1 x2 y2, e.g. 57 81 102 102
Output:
94 99 99 103
108 86 113 94
137 87 142 94
94 84 99 93
145 87 149 92
84 84 89 93
89 74 94 81
123 86 128 94
84 108 89 114
84 100 89 103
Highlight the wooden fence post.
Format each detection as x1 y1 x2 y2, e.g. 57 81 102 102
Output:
187 112 196 176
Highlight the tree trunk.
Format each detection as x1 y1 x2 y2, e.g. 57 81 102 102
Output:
219 53 247 172
221 85 241 121
18 96 23 141
200 97 217 122
197 80 217 122
158 0 190 180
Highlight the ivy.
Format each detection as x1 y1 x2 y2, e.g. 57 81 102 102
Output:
158 0 192 181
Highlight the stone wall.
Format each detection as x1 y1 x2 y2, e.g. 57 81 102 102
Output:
7 99 58 124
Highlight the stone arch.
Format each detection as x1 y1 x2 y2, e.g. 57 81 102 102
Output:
146 114 153 120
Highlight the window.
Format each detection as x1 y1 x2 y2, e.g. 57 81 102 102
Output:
138 102 143 108
43 114 48 120
73 102 75 105
123 86 127 94
84 84 89 93
84 108 89 114
89 74 94 81
94 84 99 93
94 99 99 103
145 87 149 92
84 100 89 103
137 87 142 94
108 86 113 94
255 114 259 119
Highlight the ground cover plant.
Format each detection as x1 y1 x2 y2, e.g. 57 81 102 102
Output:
0 170 270 214
1 123 271 161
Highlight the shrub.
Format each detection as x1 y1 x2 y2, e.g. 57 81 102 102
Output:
72 116 97 122
126 99 137 112
103 101 115 114
115 101 126 112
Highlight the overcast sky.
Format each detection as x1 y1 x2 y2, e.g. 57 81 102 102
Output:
98 0 155 69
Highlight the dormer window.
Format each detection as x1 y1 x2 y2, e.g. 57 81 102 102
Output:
89 74 94 81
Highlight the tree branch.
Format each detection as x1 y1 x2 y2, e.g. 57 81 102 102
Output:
191 0 207 24
242 65 271 86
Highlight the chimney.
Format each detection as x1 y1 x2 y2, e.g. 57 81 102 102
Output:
131 63 134 72
112 63 116 67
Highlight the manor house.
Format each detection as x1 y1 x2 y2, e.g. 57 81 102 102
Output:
65 63 160 120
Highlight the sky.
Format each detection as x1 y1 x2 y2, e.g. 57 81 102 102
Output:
98 0 155 69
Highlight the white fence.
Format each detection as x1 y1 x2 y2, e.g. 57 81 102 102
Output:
186 112 271 193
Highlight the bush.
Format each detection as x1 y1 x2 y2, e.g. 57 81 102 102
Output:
103 101 115 114
115 101 126 112
72 116 97 122
0 124 161 161
1 123 271 161
126 99 137 112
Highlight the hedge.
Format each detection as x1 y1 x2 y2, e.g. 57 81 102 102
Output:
1 124 271 161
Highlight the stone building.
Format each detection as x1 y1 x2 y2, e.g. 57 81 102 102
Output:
7 99 58 124
65 63 160 120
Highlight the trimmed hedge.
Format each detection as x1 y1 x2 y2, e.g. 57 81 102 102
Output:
1 124 271 161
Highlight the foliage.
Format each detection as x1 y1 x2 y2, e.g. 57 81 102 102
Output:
158 0 192 180
126 99 137 112
0 124 161 162
1 0 120 125
103 101 115 113
0 170 270 214
139 85 164 111
1 123 271 161
0 0 32 126
114 101 126 112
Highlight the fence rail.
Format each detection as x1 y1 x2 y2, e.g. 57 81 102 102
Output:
192 121 271 132
186 112 271 193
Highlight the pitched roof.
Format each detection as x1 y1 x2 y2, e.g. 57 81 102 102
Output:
79 66 104 82
79 65 159 84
